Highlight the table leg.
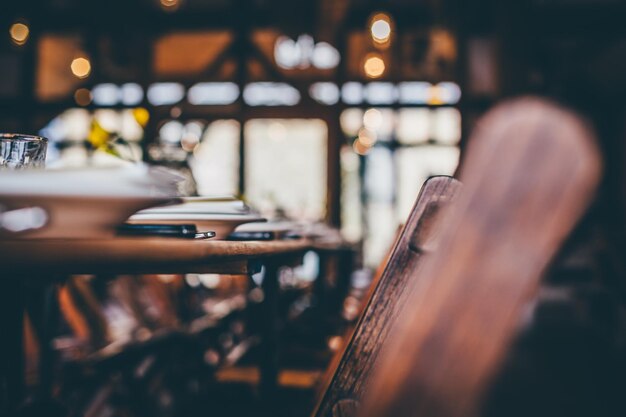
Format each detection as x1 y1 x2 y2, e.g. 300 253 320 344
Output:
34 284 60 399
314 252 329 312
0 278 24 416
333 249 355 316
258 260 280 406
21 282 67 417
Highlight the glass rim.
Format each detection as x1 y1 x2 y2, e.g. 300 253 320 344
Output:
0 133 48 142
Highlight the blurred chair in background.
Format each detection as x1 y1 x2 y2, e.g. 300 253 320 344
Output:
360 97 601 417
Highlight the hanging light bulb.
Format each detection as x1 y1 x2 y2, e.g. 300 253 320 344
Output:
9 22 29 46
160 0 181 11
71 57 91 79
369 13 393 48
363 53 385 78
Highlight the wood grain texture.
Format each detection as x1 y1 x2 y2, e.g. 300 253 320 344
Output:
332 399 360 417
0 238 311 275
312 176 462 417
360 97 602 417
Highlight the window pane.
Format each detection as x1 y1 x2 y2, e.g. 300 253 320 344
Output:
431 108 461 145
245 119 327 221
364 146 394 203
121 83 144 106
364 82 397 105
243 83 300 106
396 108 430 144
310 82 340 105
188 82 239 105
92 83 121 106
364 202 397 268
363 145 398 267
437 82 461 104
341 82 364 104
190 120 240 196
395 146 460 221
340 108 363 136
398 82 431 104
363 108 395 141
340 146 363 242
147 83 185 106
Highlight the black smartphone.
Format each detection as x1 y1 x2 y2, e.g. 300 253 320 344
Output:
118 223 211 239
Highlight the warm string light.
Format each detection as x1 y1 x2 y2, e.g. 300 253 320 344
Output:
363 12 392 79
363 53 385 78
353 108 383 155
160 0 181 12
371 20 391 42
353 128 377 155
363 108 382 131
357 128 377 147
71 57 91 79
9 22 29 46
352 138 370 155
370 13 392 46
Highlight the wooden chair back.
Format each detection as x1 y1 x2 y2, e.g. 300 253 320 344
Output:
360 97 602 417
313 175 462 417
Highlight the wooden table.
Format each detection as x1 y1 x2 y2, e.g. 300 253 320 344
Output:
0 237 311 274
0 237 312 414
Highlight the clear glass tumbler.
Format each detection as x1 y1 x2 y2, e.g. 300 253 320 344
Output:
0 133 48 169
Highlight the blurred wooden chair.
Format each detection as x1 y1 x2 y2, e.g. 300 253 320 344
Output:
359 97 602 417
313 175 462 417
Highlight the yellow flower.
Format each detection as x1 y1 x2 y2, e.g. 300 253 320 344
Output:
88 119 111 149
132 107 150 128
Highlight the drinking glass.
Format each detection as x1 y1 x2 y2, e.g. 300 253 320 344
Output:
0 133 48 169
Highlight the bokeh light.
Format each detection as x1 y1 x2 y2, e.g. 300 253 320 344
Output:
357 128 377 147
9 22 29 46
74 88 92 106
370 14 392 45
363 54 385 78
353 137 372 155
363 108 383 131
160 0 181 11
70 57 91 79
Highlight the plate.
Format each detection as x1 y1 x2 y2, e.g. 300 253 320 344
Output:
182 196 238 202
0 194 178 239
137 200 249 216
0 164 182 197
233 220 301 239
0 164 183 239
127 213 266 239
